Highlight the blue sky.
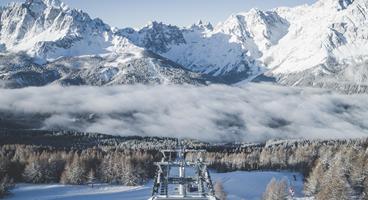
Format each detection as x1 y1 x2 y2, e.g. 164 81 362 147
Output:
0 0 316 28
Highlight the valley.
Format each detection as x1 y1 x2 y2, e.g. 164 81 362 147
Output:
0 0 368 199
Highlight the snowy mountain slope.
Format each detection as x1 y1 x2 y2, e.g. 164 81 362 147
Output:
214 9 289 58
116 21 186 54
0 49 207 88
161 23 259 83
118 0 368 92
118 11 289 83
0 0 112 60
259 0 368 92
1 0 368 90
0 0 209 87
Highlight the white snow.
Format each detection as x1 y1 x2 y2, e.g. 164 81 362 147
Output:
1 0 368 87
8 184 150 200
212 171 304 200
0 0 143 63
6 171 304 200
116 0 368 86
264 0 368 74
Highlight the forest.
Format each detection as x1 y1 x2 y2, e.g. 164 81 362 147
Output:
1 130 368 199
200 139 368 199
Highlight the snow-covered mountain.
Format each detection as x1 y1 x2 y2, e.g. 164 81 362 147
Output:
1 0 368 92
0 0 208 87
0 0 111 60
117 0 368 92
261 0 368 93
118 20 264 83
0 51 208 88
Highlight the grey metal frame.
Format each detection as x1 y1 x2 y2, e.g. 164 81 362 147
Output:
149 146 217 200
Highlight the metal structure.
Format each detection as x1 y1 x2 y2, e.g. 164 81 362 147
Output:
149 144 217 200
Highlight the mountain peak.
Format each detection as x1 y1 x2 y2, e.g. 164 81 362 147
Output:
144 21 166 29
191 20 213 30
25 0 65 8
315 0 354 10
248 8 262 14
23 0 66 17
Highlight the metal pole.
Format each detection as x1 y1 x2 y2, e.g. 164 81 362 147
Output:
178 146 186 197
179 163 186 196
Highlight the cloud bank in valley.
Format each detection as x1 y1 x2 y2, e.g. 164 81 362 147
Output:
0 84 367 142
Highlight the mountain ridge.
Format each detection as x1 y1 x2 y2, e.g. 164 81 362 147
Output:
0 0 367 92
0 0 210 87
113 0 368 92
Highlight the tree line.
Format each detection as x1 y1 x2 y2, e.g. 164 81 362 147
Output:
192 139 368 199
1 131 368 199
0 144 157 197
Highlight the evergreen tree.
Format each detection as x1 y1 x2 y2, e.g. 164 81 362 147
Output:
316 157 353 200
23 157 47 183
87 169 96 187
0 175 14 198
100 154 115 183
214 181 227 200
263 178 288 200
61 153 87 184
304 159 324 196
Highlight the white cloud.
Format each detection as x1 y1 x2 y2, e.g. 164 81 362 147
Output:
0 83 367 142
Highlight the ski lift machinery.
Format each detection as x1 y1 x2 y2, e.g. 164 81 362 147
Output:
148 144 217 200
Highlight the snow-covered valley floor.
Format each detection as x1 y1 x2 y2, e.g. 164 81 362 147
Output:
6 171 304 200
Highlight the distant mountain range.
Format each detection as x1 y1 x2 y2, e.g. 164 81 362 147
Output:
0 0 367 92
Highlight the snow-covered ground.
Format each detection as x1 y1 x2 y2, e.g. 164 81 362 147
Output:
7 183 152 200
212 171 304 200
6 171 304 200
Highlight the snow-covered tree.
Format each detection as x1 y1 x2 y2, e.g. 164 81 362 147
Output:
214 181 227 200
263 178 288 200
60 153 87 184
100 153 117 183
87 169 96 187
316 156 354 200
23 158 46 183
304 159 324 196
0 175 14 198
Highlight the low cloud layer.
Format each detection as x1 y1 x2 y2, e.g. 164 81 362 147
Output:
0 84 367 142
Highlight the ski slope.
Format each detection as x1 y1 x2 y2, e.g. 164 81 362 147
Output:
6 171 304 200
212 171 304 200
